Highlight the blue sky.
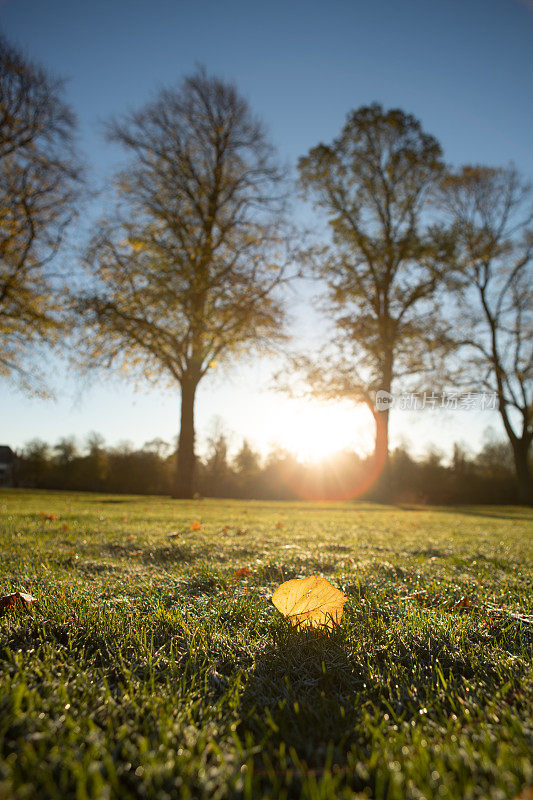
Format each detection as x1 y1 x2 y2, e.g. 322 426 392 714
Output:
1 0 532 460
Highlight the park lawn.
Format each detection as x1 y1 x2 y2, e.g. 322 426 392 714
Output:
0 490 532 800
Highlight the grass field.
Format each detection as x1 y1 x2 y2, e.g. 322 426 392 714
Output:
0 490 532 800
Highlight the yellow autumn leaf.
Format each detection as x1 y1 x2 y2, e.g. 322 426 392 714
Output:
271 576 347 630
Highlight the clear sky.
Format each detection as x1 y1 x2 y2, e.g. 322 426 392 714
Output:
1 0 532 461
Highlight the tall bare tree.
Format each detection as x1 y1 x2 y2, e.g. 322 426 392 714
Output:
0 35 82 394
77 69 288 498
440 165 532 503
297 104 450 492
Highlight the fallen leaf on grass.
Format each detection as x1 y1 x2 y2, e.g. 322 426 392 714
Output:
402 591 428 604
402 591 443 607
167 531 182 539
0 591 36 614
272 576 347 630
454 596 477 611
276 522 284 529
190 520 202 531
40 512 57 522
234 567 252 578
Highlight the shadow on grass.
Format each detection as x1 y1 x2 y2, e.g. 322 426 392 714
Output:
95 542 207 566
88 498 131 504
397 504 532 521
238 618 533 773
177 572 228 597
240 630 370 767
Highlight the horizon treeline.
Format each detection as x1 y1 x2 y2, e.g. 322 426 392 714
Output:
11 433 523 505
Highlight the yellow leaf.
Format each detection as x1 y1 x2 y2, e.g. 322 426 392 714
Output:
271 576 347 630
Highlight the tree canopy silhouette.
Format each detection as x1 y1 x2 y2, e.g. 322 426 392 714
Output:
77 68 289 498
440 165 532 503
296 104 451 493
0 35 82 394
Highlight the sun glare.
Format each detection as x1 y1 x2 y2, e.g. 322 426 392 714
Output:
272 399 374 462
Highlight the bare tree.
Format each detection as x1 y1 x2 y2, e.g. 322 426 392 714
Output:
440 165 532 503
297 104 451 494
0 35 82 394
77 69 289 498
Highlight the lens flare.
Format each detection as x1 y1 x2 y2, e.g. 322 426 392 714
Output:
279 410 387 501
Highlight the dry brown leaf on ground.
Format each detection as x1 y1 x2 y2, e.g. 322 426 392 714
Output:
0 591 37 615
272 576 347 630
402 591 428 604
454 596 477 611
401 591 442 607
233 567 251 578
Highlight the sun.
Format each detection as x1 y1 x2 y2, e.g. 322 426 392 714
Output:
272 399 374 462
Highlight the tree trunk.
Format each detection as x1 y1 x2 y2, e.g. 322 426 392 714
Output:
494 392 532 506
373 405 391 501
372 354 393 501
174 377 198 499
511 438 532 506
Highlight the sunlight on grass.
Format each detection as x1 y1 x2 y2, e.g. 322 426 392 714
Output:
0 490 532 799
